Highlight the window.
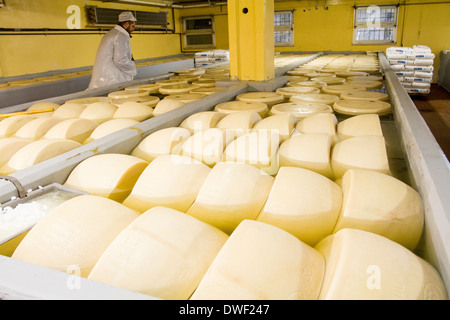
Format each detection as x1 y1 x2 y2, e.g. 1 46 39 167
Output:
353 5 398 45
182 16 216 50
274 11 294 47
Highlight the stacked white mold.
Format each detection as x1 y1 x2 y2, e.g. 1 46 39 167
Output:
194 50 230 67
386 45 435 94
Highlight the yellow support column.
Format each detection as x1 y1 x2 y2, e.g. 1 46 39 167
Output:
228 0 275 82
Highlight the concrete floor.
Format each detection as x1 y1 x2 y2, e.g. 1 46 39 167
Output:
411 84 450 160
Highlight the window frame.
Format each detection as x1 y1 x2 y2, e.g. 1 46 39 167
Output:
274 10 294 47
182 15 216 50
352 5 398 45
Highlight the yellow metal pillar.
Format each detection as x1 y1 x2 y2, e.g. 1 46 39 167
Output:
227 0 275 82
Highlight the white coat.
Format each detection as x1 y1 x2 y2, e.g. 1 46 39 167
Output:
88 25 137 89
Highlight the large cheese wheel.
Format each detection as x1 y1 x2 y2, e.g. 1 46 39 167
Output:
236 92 284 107
190 219 325 300
152 98 186 117
310 76 346 85
0 115 36 138
164 93 207 104
64 97 109 107
43 118 98 143
340 91 389 101
52 103 86 119
322 84 366 96
179 111 226 133
111 95 160 108
131 127 191 162
252 113 297 143
88 206 228 299
287 80 327 89
331 135 390 178
0 138 81 174
122 155 210 213
64 154 148 202
279 133 334 179
180 128 234 167
315 228 447 300
215 111 262 137
124 83 161 94
336 114 383 140
346 80 383 90
223 130 280 175
159 84 199 95
269 102 333 120
107 90 149 101
333 99 392 116
295 113 337 137
155 79 188 87
79 102 117 124
12 195 139 278
84 119 139 144
258 167 342 246
275 86 321 100
14 117 62 140
290 93 340 106
0 137 33 167
214 101 269 118
26 101 59 117
334 169 424 250
186 162 274 234
113 101 153 122
190 86 226 95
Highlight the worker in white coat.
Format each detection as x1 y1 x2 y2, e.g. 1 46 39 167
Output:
88 11 137 89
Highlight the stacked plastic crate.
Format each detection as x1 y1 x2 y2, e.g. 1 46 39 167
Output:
194 50 230 67
386 45 435 94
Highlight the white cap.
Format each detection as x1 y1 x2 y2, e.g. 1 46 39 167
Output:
118 11 137 22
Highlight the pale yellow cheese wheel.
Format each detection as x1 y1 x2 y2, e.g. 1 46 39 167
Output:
337 114 383 140
110 95 160 108
287 80 327 89
322 84 366 96
279 133 334 179
159 84 199 95
14 117 63 140
107 90 149 101
190 219 325 300
289 93 340 106
27 101 60 116
152 98 186 117
113 101 153 122
180 128 234 167
348 75 384 82
269 102 333 120
79 102 118 124
163 93 207 104
88 206 228 299
334 169 424 250
170 74 199 83
131 127 191 162
334 71 368 78
0 115 36 138
310 76 346 85
258 167 342 246
191 80 216 88
155 79 188 87
215 110 262 137
252 113 297 142
315 228 448 300
64 97 109 107
331 135 390 178
275 86 321 99
124 83 161 94
43 118 98 143
190 86 226 95
223 130 280 175
346 80 383 90
64 153 149 202
214 101 269 118
12 195 139 278
0 137 33 167
340 91 389 101
179 111 226 133
52 103 86 119
333 100 392 116
122 155 211 213
236 92 285 107
186 162 274 234
0 138 81 175
84 119 139 144
295 113 337 137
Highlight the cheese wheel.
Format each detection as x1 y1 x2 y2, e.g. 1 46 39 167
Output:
252 113 297 143
170 74 199 83
348 75 384 82
296 113 337 137
331 135 390 178
337 114 383 140
0 137 33 167
180 128 234 167
107 90 149 101
155 79 188 87
191 80 216 88
340 91 389 101
315 228 447 300
131 127 191 162
44 118 98 143
122 155 210 213
113 101 153 122
334 169 424 250
346 80 383 90
186 162 274 234
84 119 139 144
88 206 228 299
152 98 186 117
258 167 342 246
310 76 346 85
111 95 160 108
179 111 226 133
236 92 285 107
27 101 60 117
322 84 366 96
159 84 199 95
287 80 327 89
223 130 280 175
214 101 269 118
64 154 148 202
14 117 62 140
0 138 81 175
163 93 207 104
0 115 36 138
124 83 161 94
64 97 109 107
335 71 368 78
52 103 86 119
275 86 321 99
215 110 262 137
290 93 340 106
269 102 333 120
12 195 139 278
191 219 325 300
333 100 392 116
190 86 226 95
279 133 334 179
79 102 117 124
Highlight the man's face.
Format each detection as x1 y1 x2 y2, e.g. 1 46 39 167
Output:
124 21 136 34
